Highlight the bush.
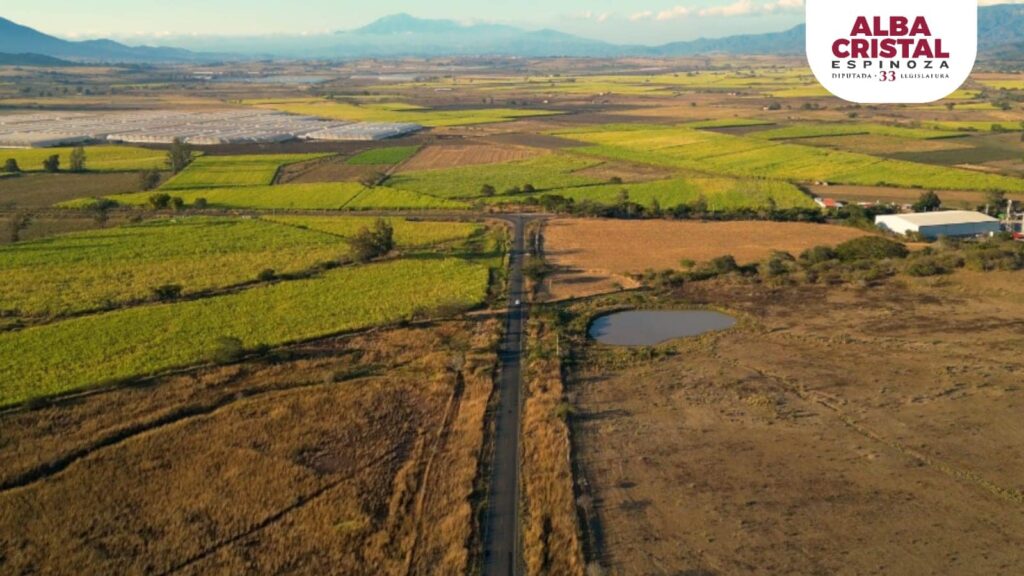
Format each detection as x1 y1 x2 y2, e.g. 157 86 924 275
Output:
349 218 395 263
42 154 60 173
192 197 208 209
257 269 277 282
151 284 183 301
800 245 838 264
835 236 909 261
138 169 161 191
480 184 496 197
148 193 171 210
2 158 20 173
169 196 185 211
905 257 947 277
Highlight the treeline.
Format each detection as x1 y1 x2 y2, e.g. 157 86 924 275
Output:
641 234 1024 292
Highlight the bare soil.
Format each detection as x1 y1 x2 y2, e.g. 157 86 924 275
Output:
541 218 871 300
570 274 1024 575
0 320 499 575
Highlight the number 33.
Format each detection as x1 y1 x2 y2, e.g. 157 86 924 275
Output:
879 71 897 82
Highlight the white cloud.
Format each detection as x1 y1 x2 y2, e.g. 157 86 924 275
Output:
642 0 804 21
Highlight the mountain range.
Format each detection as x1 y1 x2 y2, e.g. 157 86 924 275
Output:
2 5 1024 63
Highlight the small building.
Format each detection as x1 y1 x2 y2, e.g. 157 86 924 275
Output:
875 210 1001 239
814 197 845 209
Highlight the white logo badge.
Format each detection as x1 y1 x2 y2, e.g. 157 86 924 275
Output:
806 0 978 103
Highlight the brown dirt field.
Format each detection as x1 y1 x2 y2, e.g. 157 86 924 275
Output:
572 161 675 183
541 219 871 300
569 273 1024 575
0 172 160 208
0 320 499 575
808 184 1023 208
398 142 545 172
277 154 380 184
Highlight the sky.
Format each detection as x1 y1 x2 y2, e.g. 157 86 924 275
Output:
3 0 1019 46
1 0 812 45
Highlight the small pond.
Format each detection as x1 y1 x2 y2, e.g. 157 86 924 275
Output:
589 310 736 347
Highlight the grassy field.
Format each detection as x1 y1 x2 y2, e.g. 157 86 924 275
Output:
567 126 1024 192
747 123 963 141
493 176 813 210
0 145 169 172
388 155 601 199
243 98 560 127
161 154 332 190
345 186 470 210
0 258 490 406
262 215 483 246
0 216 480 318
345 145 420 165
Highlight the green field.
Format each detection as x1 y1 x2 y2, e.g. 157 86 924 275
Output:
0 145 169 172
491 176 812 210
0 216 480 318
345 146 420 165
263 215 482 246
747 123 962 141
0 258 490 406
389 155 601 199
567 125 1024 192
345 186 470 210
244 98 560 127
685 118 775 129
161 154 332 190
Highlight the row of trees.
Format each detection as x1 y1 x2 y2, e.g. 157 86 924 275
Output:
2 138 193 178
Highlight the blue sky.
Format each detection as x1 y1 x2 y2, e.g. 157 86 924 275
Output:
2 0 809 45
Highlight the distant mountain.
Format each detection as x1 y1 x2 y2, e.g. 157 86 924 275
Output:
0 52 77 66
2 6 1024 62
328 13 630 58
0 16 197 62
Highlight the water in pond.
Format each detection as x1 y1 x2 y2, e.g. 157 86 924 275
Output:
589 310 736 346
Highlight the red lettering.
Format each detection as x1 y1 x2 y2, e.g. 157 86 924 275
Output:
851 17 872 36
832 39 850 58
890 16 908 36
910 16 931 36
934 38 950 58
851 39 870 58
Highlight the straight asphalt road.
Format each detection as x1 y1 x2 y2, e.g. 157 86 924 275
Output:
483 215 527 576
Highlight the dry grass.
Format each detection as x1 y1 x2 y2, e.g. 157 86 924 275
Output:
521 318 586 576
808 184 1022 208
399 142 545 172
567 276 1024 574
0 320 499 575
542 218 871 300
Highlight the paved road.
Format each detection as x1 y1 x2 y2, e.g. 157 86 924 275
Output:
483 215 527 576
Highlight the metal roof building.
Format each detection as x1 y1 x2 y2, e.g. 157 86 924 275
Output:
876 211 1001 239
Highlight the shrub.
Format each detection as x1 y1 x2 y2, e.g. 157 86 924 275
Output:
905 256 947 277
523 183 537 194
69 146 87 173
148 193 171 210
480 184 496 197
151 284 183 301
138 169 161 191
835 236 909 261
257 269 277 282
42 154 60 173
2 158 20 173
349 218 395 263
192 197 208 209
169 196 185 211
800 245 838 264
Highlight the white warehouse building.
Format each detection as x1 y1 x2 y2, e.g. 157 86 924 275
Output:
876 211 1001 239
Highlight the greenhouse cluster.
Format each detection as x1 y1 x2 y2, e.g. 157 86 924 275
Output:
0 110 422 148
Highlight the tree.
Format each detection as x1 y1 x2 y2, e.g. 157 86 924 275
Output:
986 190 1007 214
151 284 183 301
480 184 496 197
89 197 118 227
2 159 19 173
138 169 161 191
609 176 623 185
169 196 185 211
835 236 909 261
166 138 194 174
69 146 87 173
42 154 60 173
522 183 536 194
148 193 171 210
193 197 208 209
912 191 942 212
349 218 395 263
8 212 32 243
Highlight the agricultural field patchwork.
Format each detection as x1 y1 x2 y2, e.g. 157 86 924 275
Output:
567 125 1024 192
0 215 479 319
161 153 332 190
388 154 601 199
746 123 963 141
0 258 490 406
0 145 169 172
244 97 560 127
344 145 420 165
